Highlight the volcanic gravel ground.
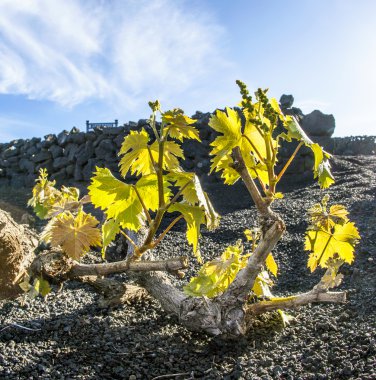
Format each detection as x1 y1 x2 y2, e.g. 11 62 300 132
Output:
0 156 375 379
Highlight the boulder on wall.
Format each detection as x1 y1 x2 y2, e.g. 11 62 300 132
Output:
279 94 294 110
279 94 304 122
301 110 336 137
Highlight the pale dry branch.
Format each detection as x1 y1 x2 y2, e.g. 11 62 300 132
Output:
246 290 346 316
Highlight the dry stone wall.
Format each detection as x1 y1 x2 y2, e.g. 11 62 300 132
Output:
0 111 375 188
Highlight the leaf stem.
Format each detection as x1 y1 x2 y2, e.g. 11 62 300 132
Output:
251 168 267 196
265 134 276 193
152 215 184 248
132 185 152 225
275 141 304 183
163 180 193 210
133 138 168 260
149 112 160 142
120 230 141 255
157 140 166 208
242 134 265 164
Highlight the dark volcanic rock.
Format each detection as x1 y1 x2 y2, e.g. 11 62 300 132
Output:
18 158 35 174
49 144 63 159
279 94 294 109
31 150 52 163
57 130 69 147
2 146 19 159
301 109 336 137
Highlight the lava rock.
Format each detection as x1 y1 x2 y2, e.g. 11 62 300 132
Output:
301 110 336 137
280 94 294 109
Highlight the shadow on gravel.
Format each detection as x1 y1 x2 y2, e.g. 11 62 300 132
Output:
1 290 291 379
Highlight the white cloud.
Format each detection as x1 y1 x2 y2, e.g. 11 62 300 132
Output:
0 0 227 112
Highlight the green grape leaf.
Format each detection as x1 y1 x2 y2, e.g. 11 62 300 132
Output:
243 117 268 160
183 242 249 297
162 109 200 142
88 167 144 231
166 171 196 203
119 132 183 177
118 129 154 177
244 228 260 242
209 107 271 186
311 143 335 189
151 140 184 172
28 168 82 220
280 117 335 188
305 222 360 272
28 169 64 219
308 195 349 229
135 174 171 212
212 154 240 185
33 276 51 297
41 210 101 260
167 172 220 230
269 98 285 119
209 107 242 181
101 218 121 257
33 203 50 220
169 203 205 262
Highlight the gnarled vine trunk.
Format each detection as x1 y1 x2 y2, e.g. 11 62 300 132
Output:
0 209 38 299
0 207 346 339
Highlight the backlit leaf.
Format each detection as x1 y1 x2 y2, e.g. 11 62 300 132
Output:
167 172 220 230
169 203 205 262
120 133 183 177
152 140 185 172
162 109 200 142
209 107 271 186
243 117 268 160
33 276 51 297
28 169 80 219
183 242 249 297
135 174 171 212
118 129 154 177
209 107 243 182
41 210 101 260
88 167 144 231
265 253 278 277
252 270 274 298
280 117 335 188
305 222 360 272
308 195 349 229
101 218 121 257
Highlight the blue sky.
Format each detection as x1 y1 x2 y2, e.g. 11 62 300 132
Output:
0 0 375 142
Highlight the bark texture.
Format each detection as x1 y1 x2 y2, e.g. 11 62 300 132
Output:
0 209 38 299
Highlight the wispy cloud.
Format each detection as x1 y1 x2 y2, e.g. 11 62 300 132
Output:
0 0 227 112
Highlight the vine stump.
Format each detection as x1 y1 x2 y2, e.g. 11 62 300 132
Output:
0 209 37 299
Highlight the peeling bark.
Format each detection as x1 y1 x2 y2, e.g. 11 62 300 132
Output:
0 209 37 299
30 250 188 281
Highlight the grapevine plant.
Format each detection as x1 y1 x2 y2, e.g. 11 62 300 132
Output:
24 81 360 339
